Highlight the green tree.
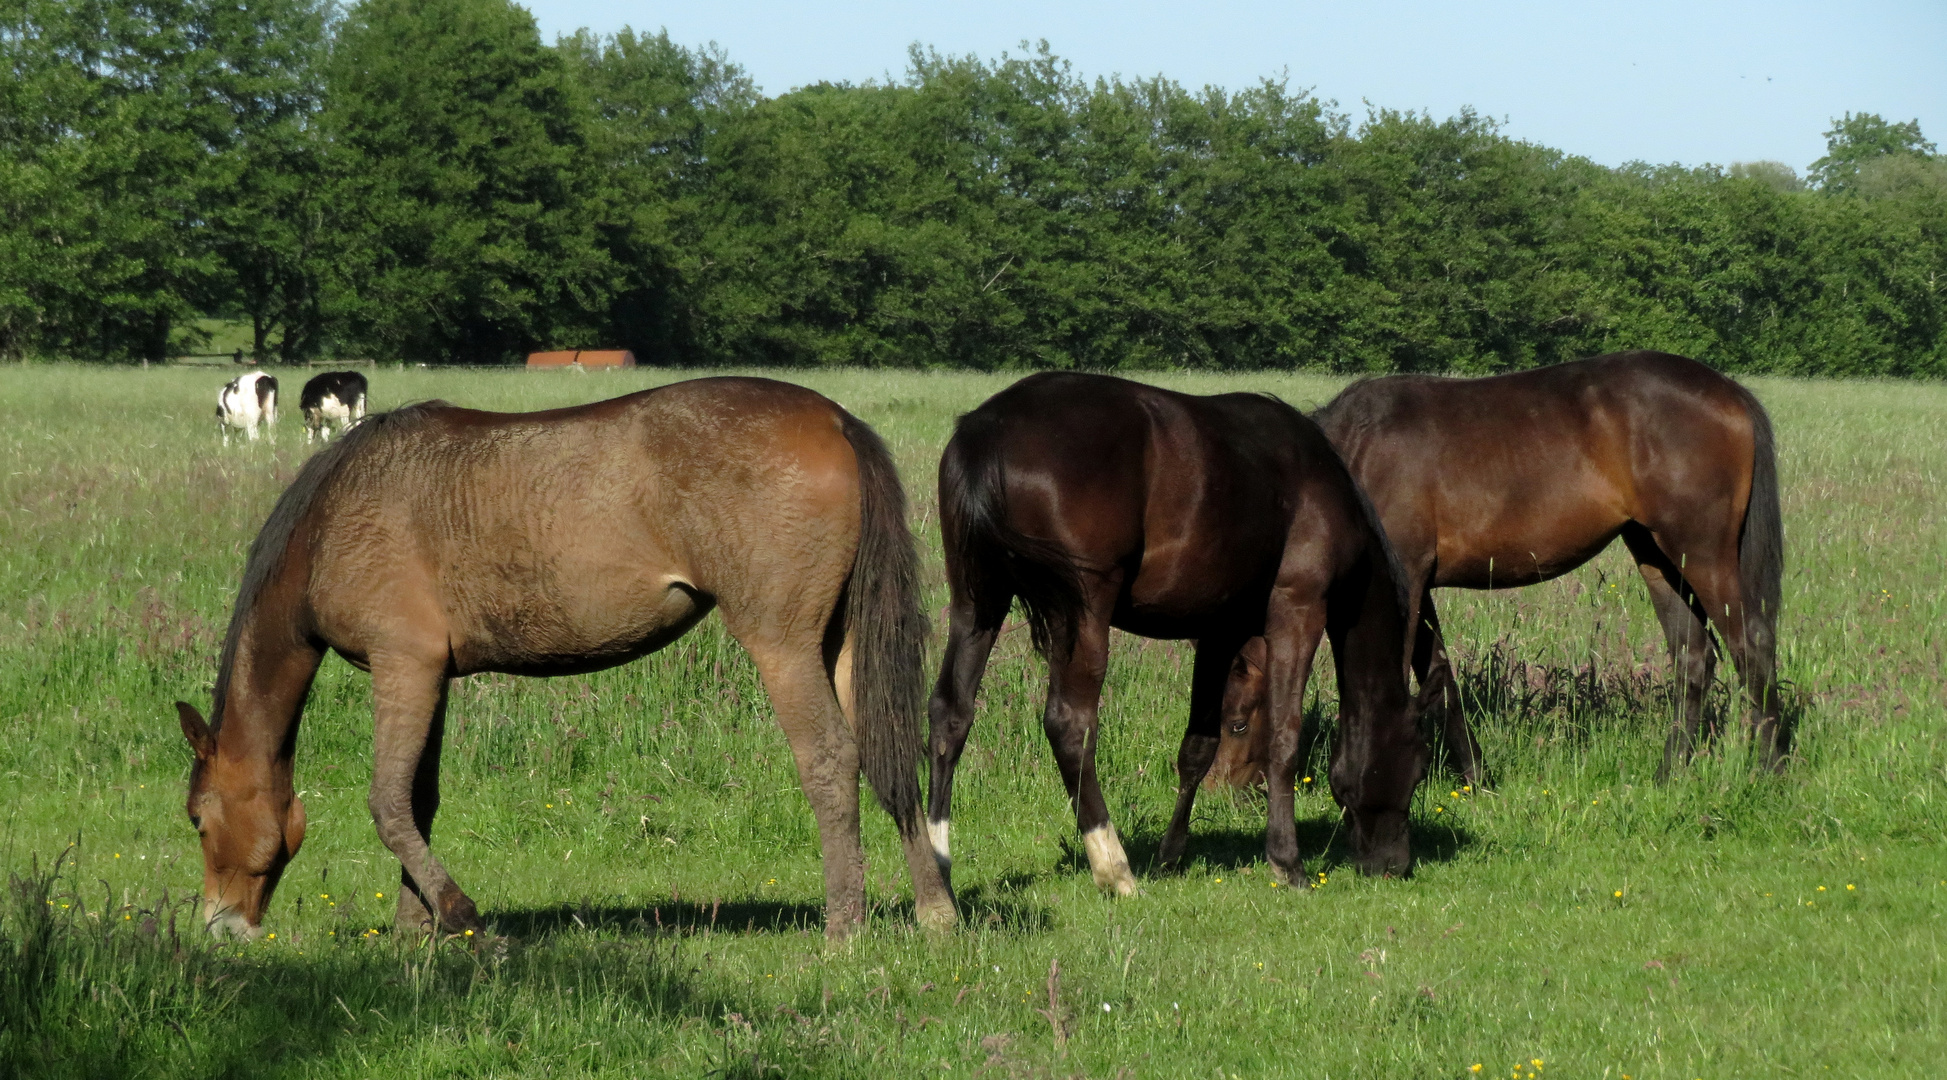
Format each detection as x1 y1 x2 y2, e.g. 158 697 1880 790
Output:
1809 112 1936 193
1 0 226 362
325 0 613 362
1728 160 1804 192
559 27 753 362
199 0 337 362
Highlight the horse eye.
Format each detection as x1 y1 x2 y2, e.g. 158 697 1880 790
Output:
1227 723 1249 736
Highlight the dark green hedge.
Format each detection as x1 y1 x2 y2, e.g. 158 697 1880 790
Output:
4 0 1943 374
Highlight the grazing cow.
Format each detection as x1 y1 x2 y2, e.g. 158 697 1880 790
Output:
300 371 369 443
217 372 279 445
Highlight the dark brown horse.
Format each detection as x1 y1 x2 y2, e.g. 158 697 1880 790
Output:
175 377 954 940
925 373 1429 891
1209 351 1784 788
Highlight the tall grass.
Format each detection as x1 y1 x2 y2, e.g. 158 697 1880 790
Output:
1 364 1942 1077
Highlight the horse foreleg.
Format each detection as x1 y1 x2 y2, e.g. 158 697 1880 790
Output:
925 597 999 894
1416 595 1482 786
1158 636 1246 871
1042 582 1134 896
1261 593 1328 888
369 662 480 934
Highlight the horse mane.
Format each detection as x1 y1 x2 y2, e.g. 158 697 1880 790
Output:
1307 375 1385 431
208 401 449 732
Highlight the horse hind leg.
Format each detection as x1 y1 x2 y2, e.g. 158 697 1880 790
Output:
751 645 868 938
369 660 481 934
1665 542 1780 773
925 592 1003 893
1041 573 1135 896
1623 525 1718 781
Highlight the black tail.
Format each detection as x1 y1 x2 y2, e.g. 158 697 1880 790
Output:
939 410 1084 658
1737 387 1784 706
837 413 928 837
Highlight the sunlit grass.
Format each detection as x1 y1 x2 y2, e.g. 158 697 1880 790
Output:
2 363 1942 1077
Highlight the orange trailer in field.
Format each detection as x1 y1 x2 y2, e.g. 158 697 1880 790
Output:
526 349 637 369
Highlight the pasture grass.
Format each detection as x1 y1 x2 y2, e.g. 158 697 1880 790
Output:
1 363 1942 1078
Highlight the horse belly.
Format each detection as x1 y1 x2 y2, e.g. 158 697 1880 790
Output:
1434 502 1624 588
451 578 709 677
1117 537 1274 637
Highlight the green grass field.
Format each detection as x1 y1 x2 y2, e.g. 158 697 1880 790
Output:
2 364 1942 1078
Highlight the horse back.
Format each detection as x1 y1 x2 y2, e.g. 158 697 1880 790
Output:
953 373 1351 636
1316 351 1758 587
300 379 862 676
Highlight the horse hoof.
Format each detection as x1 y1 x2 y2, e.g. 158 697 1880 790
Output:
1093 868 1138 897
1266 863 1301 889
438 893 483 934
915 900 959 933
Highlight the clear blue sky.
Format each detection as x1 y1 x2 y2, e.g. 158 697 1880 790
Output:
521 0 1944 174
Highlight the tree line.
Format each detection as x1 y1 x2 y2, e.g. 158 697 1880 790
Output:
4 0 1944 374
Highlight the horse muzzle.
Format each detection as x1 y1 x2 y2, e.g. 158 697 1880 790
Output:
1346 808 1414 877
202 900 264 940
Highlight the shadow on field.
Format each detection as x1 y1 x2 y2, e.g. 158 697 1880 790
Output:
494 896 826 938
1 857 824 1080
948 877 1056 934
493 890 1059 939
1113 814 1477 878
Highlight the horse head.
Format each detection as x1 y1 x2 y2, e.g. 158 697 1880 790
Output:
177 701 306 938
1207 638 1270 787
1328 676 1429 877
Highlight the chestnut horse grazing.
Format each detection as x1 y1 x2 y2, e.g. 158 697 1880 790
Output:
926 373 1429 891
175 377 954 940
1209 351 1784 788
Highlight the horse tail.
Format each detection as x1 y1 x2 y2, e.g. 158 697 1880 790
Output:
1736 386 1784 701
837 412 927 836
940 409 1084 659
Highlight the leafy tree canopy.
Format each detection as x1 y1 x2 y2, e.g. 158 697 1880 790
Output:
1809 112 1937 193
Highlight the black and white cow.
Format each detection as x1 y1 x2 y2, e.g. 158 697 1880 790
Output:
216 371 278 445
300 370 369 443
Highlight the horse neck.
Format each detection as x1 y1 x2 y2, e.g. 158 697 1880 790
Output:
1333 549 1413 720
214 605 319 770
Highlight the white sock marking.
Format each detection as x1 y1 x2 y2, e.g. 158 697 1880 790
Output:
928 819 951 867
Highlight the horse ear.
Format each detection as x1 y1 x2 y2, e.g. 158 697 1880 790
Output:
1412 676 1446 718
1238 636 1268 673
177 702 215 760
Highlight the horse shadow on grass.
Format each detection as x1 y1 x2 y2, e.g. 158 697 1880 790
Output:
490 886 1055 940
4 859 866 1080
492 896 827 939
1096 813 1477 880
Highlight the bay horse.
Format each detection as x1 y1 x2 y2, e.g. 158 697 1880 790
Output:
1208 351 1784 788
925 373 1430 892
175 377 955 940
